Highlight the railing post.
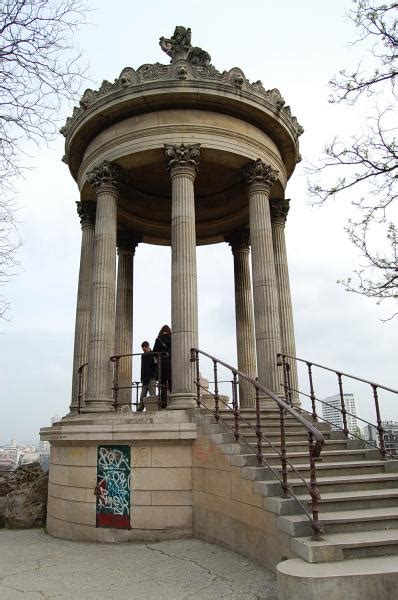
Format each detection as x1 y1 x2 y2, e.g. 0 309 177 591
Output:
111 356 120 412
134 381 139 411
77 363 87 414
306 362 318 421
279 405 289 498
308 431 323 541
232 372 240 440
255 385 263 466
157 352 162 409
191 349 201 407
372 384 386 460
213 359 220 422
337 373 349 438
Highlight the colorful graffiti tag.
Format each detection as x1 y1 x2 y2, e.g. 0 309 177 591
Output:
96 445 131 528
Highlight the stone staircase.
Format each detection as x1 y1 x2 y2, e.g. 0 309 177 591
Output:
194 406 398 599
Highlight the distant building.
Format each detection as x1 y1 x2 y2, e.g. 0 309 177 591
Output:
322 393 358 432
363 421 398 457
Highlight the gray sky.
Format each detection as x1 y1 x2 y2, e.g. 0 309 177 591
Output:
1 0 396 443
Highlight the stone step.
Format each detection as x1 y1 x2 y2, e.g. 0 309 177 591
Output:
254 472 398 497
311 488 398 513
291 528 398 562
278 506 398 537
281 460 394 479
277 555 398 600
235 449 380 471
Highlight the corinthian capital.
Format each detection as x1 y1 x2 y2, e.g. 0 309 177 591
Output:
164 143 201 177
117 229 141 254
270 198 290 226
225 228 250 254
243 159 278 191
87 160 122 191
76 201 96 228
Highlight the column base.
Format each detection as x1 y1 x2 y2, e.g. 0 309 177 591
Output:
168 392 198 410
81 398 114 413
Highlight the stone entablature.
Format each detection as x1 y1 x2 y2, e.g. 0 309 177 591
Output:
61 62 302 142
60 29 303 182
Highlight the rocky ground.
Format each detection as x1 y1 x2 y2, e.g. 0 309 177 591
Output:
0 462 48 529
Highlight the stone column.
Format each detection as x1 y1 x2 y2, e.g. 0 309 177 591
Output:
114 232 139 412
226 229 257 407
83 161 121 413
68 201 96 415
244 159 282 396
164 143 200 409
271 199 299 405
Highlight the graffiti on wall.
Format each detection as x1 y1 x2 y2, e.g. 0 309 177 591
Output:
95 445 131 529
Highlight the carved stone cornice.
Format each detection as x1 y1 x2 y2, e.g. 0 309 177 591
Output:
243 159 278 192
225 229 250 254
87 161 122 192
164 143 201 178
59 30 303 143
117 230 141 254
76 201 96 228
270 198 290 226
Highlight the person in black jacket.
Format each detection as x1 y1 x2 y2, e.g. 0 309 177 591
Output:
153 325 171 409
137 341 156 411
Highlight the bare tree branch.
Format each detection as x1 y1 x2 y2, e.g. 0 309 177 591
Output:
0 0 87 318
308 1 398 316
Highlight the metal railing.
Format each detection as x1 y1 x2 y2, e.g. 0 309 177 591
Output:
110 351 169 411
277 353 398 460
191 347 325 540
76 352 169 412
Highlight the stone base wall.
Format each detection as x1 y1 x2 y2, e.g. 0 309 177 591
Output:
192 432 293 572
41 412 196 542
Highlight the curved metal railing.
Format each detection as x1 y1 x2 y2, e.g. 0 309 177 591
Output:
190 347 325 540
278 353 398 460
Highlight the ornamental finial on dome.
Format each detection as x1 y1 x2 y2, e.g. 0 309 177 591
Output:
159 26 211 66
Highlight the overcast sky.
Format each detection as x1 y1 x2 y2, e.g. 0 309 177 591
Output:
1 0 396 444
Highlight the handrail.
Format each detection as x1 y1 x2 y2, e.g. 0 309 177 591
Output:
191 347 325 540
279 353 398 395
278 353 398 461
192 348 324 452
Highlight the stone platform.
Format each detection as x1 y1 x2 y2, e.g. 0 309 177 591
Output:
40 411 196 542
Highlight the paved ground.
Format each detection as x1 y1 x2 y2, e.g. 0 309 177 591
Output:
0 529 277 599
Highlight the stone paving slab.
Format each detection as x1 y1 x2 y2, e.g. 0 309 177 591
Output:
0 529 277 599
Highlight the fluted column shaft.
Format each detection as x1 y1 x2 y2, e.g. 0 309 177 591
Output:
245 160 282 395
271 199 299 404
114 234 138 411
69 201 96 414
227 231 257 407
84 161 121 412
165 144 200 409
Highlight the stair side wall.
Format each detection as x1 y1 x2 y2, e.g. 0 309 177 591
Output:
192 431 293 572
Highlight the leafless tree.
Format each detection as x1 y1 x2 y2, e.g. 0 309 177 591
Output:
0 0 87 317
308 1 397 316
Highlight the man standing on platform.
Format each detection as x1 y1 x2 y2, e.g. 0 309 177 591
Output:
137 341 156 411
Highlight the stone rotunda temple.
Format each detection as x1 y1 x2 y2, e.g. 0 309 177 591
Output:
41 21 303 580
40 28 398 600
60 25 302 417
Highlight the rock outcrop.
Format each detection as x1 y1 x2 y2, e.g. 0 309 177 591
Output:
0 462 48 529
